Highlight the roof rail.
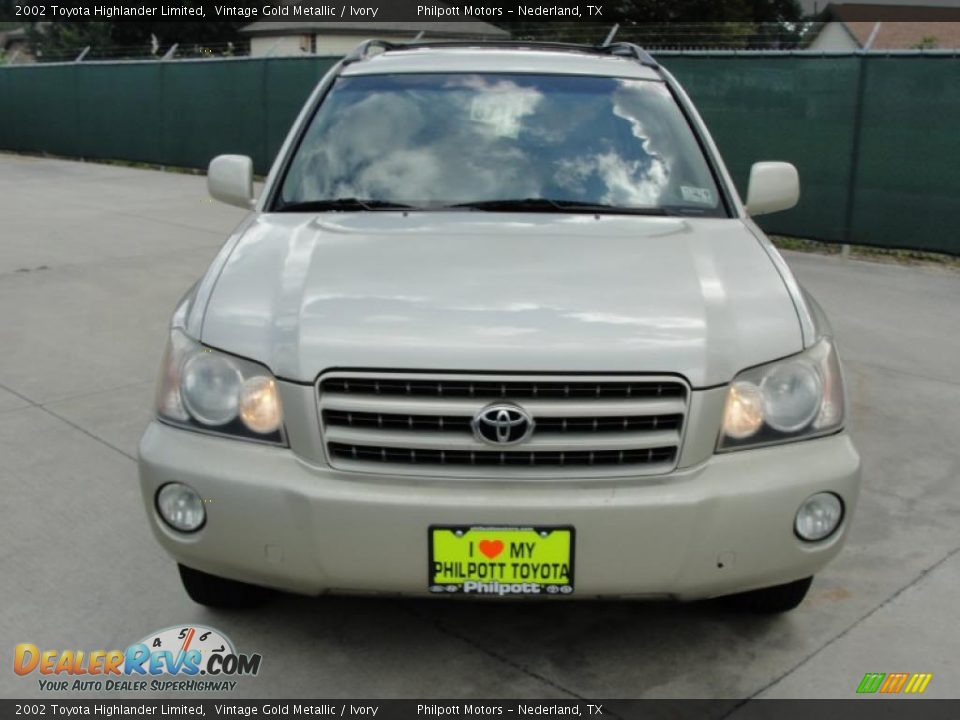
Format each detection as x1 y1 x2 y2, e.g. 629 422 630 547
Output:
342 39 399 65
340 39 660 71
604 42 660 69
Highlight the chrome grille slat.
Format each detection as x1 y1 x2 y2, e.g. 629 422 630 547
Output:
321 394 687 417
321 377 685 400
328 443 677 468
324 426 681 452
318 373 688 478
323 410 683 434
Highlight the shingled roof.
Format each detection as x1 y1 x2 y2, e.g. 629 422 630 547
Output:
820 4 960 48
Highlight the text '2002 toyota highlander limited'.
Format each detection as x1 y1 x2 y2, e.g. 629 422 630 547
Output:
139 41 861 613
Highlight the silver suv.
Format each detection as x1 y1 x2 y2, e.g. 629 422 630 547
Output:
139 41 861 613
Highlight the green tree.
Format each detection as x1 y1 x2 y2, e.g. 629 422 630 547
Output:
26 22 112 61
606 0 800 22
24 4 258 61
108 12 255 51
0 0 18 23
498 0 803 48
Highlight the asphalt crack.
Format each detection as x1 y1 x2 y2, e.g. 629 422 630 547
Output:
0 380 137 462
399 602 595 704
723 539 960 713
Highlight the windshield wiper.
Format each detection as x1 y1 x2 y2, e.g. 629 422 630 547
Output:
445 198 670 215
276 198 417 212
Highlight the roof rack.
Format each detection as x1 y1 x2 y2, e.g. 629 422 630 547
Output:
341 39 659 70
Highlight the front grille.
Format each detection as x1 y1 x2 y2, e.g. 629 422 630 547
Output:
318 373 689 478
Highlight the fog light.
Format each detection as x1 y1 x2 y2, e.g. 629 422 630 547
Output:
156 482 206 533
795 492 843 541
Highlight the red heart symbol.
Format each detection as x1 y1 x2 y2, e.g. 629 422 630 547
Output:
478 539 504 560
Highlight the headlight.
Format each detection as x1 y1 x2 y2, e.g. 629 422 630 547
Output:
722 381 764 439
155 329 286 445
761 359 822 432
718 338 845 451
239 376 283 434
181 353 243 426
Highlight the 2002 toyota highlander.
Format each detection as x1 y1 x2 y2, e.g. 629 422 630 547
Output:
138 40 861 613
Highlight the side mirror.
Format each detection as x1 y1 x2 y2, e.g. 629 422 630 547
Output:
208 155 255 209
745 161 799 216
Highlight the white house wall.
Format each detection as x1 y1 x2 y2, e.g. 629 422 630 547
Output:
808 22 860 51
250 33 482 58
250 35 313 57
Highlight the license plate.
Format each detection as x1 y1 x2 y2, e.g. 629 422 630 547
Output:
429 526 575 596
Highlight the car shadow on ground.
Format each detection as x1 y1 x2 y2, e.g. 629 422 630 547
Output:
256 590 784 658
204 590 792 698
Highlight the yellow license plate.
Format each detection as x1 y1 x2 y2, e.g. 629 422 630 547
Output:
429 526 575 596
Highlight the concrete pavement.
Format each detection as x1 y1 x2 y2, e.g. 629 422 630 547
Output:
0 154 958 700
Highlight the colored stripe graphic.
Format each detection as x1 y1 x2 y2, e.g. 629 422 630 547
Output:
857 673 885 694
904 674 933 694
880 672 909 693
857 672 932 694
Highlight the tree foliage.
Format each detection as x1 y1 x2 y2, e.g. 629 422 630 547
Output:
20 1 257 61
497 0 804 48
606 0 802 22
25 22 111 60
13 0 805 59
0 0 19 23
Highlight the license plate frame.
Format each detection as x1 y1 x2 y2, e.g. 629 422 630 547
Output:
428 525 575 597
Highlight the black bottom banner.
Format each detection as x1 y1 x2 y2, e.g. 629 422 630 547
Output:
3 700 958 720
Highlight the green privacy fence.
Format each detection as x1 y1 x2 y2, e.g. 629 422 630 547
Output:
661 52 960 255
0 56 340 176
1 52 958 255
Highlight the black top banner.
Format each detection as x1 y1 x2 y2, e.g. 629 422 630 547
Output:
6 0 960 23
6 1 616 23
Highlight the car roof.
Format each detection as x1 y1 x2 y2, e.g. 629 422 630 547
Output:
339 46 663 81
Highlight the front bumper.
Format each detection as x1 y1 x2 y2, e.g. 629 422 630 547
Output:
138 421 860 600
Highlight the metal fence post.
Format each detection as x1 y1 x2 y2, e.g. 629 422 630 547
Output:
603 24 620 47
842 52 869 255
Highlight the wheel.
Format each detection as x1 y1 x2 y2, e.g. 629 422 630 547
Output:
722 576 813 614
178 564 272 609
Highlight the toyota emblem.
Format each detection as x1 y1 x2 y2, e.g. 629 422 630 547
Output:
471 404 534 445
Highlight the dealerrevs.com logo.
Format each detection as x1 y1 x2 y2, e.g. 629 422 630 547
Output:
14 625 261 693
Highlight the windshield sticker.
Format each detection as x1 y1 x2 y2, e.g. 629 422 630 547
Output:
680 185 714 204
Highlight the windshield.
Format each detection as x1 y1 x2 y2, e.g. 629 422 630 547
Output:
276 73 725 216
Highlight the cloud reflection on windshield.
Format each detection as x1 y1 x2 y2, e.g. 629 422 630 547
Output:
282 74 718 212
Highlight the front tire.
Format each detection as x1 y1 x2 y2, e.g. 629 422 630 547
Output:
722 576 813 614
178 564 272 609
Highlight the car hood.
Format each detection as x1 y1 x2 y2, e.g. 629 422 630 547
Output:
199 212 803 388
